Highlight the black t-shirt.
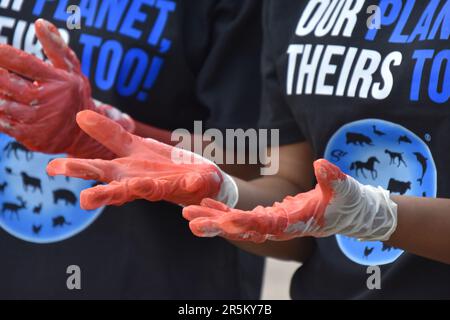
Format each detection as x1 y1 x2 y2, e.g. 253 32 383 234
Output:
260 0 450 299
0 0 263 299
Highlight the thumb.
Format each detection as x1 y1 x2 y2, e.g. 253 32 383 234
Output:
313 159 347 203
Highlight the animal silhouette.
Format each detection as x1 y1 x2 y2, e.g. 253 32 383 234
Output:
398 135 412 144
382 243 394 252
33 203 43 215
422 192 427 197
350 157 380 180
364 246 375 258
3 141 33 161
331 149 348 162
387 178 411 195
346 132 373 146
52 215 72 227
413 152 428 186
5 167 14 175
372 125 386 136
1 196 26 220
0 181 7 194
20 172 43 193
385 149 407 167
53 189 77 206
32 224 42 235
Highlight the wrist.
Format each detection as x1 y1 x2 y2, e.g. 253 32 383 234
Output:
191 152 239 208
214 170 239 208
326 176 398 241
92 100 136 133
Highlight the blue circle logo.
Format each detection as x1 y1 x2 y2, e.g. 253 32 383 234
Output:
324 119 437 266
0 134 104 244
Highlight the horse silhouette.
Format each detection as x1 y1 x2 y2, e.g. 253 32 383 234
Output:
350 157 380 180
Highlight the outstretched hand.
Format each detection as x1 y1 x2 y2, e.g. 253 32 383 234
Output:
0 19 133 158
47 111 224 209
183 159 398 243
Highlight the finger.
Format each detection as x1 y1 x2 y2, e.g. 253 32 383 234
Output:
80 182 133 210
128 177 191 204
47 158 116 181
188 218 268 243
217 206 288 236
76 110 134 157
174 171 222 206
128 177 167 202
0 68 39 104
35 19 81 73
0 44 60 81
200 198 231 211
182 205 224 221
0 98 36 122
189 218 223 238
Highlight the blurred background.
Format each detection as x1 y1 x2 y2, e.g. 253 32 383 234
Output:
261 258 301 300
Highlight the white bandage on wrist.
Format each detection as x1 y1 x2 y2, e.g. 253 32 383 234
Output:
324 176 398 241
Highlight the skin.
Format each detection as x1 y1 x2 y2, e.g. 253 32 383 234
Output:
20 21 449 267
134 120 261 180
228 142 450 265
227 143 316 262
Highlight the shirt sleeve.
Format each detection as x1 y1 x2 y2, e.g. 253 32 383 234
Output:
258 1 305 145
195 0 263 131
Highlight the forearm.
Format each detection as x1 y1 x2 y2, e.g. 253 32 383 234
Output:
134 120 262 181
234 176 302 210
387 196 450 265
229 176 315 261
134 120 174 145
